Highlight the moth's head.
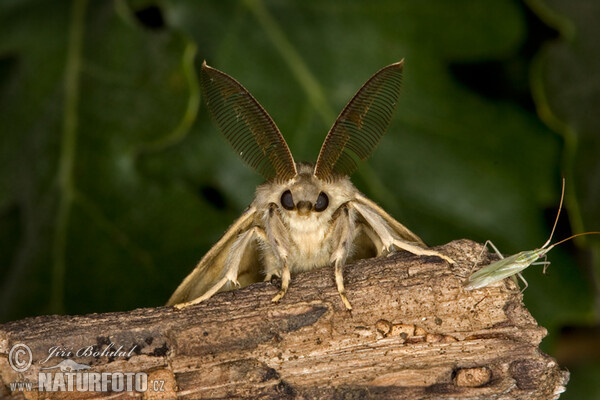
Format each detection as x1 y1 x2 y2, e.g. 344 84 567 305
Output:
255 163 356 219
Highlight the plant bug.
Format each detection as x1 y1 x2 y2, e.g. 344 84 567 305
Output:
465 179 599 291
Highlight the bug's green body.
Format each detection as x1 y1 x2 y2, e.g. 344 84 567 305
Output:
464 245 550 290
465 179 599 292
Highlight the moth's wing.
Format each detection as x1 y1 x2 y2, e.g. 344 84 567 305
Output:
354 193 426 246
166 207 262 305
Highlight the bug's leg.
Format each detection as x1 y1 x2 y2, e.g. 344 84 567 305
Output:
486 240 504 259
470 240 504 274
511 275 519 286
476 240 503 265
474 241 490 267
265 203 293 304
327 204 355 310
535 254 551 274
174 226 267 310
540 261 551 274
532 260 551 274
516 272 529 293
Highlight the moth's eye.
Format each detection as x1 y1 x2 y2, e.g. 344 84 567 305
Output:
315 192 329 212
281 190 295 210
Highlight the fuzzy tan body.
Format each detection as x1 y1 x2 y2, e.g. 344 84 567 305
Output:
167 163 452 310
255 163 359 276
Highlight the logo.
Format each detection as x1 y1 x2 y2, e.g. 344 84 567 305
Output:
40 359 91 372
9 343 32 373
7 343 165 394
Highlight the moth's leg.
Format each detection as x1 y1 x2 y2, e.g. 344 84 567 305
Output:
174 226 268 310
263 271 281 281
335 262 352 310
265 203 292 304
262 252 280 281
327 204 355 310
263 272 281 281
359 224 384 256
271 264 290 304
391 239 455 264
352 202 455 264
353 203 395 255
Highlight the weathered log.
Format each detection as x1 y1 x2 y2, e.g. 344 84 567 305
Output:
0 240 569 399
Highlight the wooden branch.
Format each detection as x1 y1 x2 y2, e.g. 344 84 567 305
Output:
0 240 569 399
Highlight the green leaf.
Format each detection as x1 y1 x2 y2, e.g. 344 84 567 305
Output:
527 1 600 396
0 1 206 318
530 0 600 317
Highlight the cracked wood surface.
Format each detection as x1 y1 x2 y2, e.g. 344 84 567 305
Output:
0 239 569 399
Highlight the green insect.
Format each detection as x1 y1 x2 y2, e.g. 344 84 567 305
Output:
465 179 599 291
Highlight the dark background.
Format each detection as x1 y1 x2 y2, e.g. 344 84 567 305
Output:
1 0 599 397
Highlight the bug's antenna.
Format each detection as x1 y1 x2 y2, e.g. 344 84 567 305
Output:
549 231 600 249
543 177 566 248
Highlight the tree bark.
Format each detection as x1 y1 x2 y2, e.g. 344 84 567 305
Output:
0 239 569 399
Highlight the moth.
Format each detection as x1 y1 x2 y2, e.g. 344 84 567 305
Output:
465 178 599 291
168 60 454 310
